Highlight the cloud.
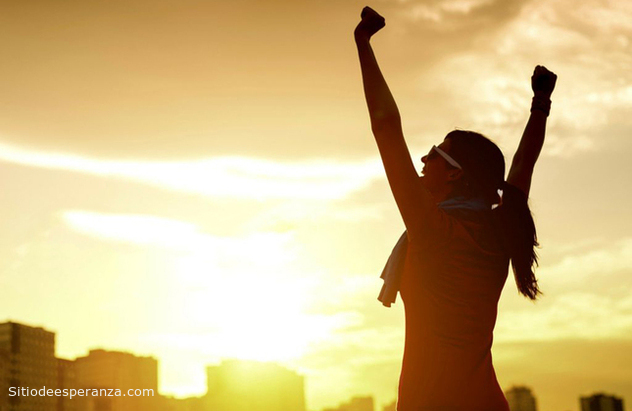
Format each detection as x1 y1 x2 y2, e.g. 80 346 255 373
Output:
241 200 386 234
540 238 632 287
0 141 383 200
63 211 205 249
373 0 632 159
61 210 301 270
495 239 632 343
399 0 528 29
496 291 632 342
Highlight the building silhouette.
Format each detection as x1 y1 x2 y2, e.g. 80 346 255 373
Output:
74 348 158 411
580 393 624 411
382 400 396 411
0 349 8 411
56 358 76 411
505 386 537 411
158 395 207 411
206 359 305 411
323 396 375 411
0 322 57 411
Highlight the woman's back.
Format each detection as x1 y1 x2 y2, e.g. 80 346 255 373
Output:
398 208 510 410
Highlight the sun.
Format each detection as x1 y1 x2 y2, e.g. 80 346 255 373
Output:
169 235 336 363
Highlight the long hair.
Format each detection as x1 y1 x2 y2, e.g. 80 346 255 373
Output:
445 130 541 300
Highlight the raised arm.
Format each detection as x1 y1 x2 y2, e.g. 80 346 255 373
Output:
507 66 557 197
355 7 441 240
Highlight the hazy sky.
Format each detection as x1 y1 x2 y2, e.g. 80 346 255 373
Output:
1 0 632 410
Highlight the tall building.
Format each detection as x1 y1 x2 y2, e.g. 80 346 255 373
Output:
324 396 375 411
0 348 9 411
580 393 624 411
505 386 537 411
206 359 305 411
382 400 396 411
74 348 158 411
0 322 58 411
57 358 76 411
158 395 206 411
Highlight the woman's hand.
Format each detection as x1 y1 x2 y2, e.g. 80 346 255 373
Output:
531 65 557 97
354 7 386 41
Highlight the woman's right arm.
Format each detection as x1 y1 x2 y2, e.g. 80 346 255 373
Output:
355 7 446 241
507 66 557 197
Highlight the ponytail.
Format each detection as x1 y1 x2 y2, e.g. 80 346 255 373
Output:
496 182 541 300
445 130 542 300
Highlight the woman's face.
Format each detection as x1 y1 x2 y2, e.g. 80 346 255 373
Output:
421 139 460 198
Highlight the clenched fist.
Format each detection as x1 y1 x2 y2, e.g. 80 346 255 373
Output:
354 7 385 40
531 65 557 97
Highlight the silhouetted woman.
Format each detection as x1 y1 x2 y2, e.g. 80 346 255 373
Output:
354 7 557 411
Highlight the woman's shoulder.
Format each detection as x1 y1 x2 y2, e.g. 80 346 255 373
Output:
444 208 506 255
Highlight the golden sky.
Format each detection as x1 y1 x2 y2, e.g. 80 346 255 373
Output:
1 0 631 410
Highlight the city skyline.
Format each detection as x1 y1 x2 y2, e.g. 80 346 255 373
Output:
0 320 628 411
1 0 632 410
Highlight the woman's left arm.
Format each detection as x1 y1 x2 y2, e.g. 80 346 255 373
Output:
355 7 442 241
507 66 557 197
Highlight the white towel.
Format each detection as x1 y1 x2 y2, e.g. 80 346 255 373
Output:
378 231 408 307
